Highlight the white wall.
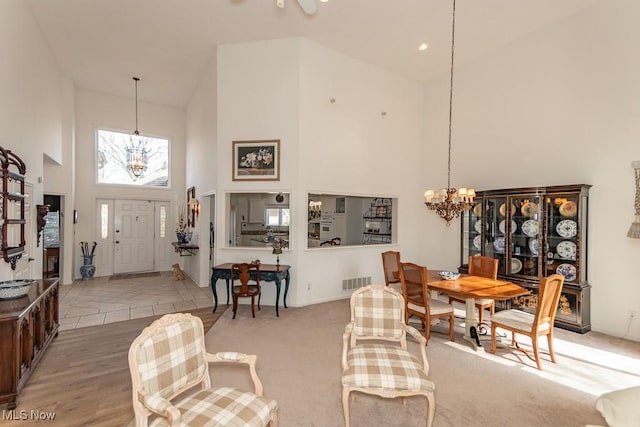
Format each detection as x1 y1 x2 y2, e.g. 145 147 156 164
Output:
215 38 300 306
44 77 76 285
214 37 424 307
295 39 425 304
184 52 218 285
0 0 67 281
74 89 187 278
422 0 640 340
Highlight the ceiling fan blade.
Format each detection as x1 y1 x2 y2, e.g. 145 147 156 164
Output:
296 0 317 15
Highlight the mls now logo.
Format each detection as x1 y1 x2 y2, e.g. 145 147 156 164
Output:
2 409 56 421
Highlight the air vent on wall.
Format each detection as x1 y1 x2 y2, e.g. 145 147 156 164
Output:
342 276 372 291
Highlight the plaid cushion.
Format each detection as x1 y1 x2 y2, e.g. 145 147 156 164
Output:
342 344 434 392
353 287 404 339
149 387 277 427
136 318 206 399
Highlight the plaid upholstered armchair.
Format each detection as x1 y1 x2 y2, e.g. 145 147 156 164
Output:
128 313 278 427
341 285 435 427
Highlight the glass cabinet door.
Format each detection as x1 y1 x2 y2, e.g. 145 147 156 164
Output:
545 193 581 284
462 200 483 262
482 196 508 275
509 195 543 277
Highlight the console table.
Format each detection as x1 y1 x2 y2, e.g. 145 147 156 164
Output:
0 278 59 409
211 263 290 317
172 242 199 256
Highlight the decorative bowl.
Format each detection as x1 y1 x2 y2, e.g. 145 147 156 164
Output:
0 279 36 300
439 271 460 281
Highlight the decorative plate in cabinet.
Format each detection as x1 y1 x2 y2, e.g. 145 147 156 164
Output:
556 220 577 238
556 241 577 260
522 219 539 237
556 263 577 281
499 220 516 235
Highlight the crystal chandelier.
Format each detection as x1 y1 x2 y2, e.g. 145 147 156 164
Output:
127 76 148 178
423 0 475 226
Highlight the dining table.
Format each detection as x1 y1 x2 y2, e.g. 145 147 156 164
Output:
426 270 530 352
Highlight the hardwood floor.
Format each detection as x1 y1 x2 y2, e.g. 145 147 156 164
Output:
1 307 224 427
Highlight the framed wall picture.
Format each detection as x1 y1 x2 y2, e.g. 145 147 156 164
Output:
232 139 280 181
187 186 196 228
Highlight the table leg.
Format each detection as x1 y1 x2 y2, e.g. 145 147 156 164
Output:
462 297 484 352
211 277 219 313
225 279 230 306
274 278 281 317
283 271 290 308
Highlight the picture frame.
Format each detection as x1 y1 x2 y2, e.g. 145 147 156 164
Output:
232 139 280 181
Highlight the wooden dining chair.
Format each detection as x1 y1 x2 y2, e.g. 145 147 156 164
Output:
490 274 565 370
398 262 455 345
231 262 261 319
381 250 402 292
448 255 498 324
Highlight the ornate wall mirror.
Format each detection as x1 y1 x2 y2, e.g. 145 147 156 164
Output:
0 147 27 269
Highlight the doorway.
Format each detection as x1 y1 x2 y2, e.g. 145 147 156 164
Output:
95 199 172 276
42 194 63 279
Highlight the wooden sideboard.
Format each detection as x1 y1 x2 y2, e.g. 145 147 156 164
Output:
0 278 59 409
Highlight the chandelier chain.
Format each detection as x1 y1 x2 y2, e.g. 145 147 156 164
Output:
447 0 456 190
133 77 140 136
422 0 474 225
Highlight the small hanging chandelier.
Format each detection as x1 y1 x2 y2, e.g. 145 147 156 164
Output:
127 76 148 178
423 0 475 225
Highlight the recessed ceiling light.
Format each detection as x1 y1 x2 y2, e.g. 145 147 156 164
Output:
418 43 428 51
320 0 329 2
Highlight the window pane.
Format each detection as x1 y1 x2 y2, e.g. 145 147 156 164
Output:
160 206 166 238
100 204 109 239
97 129 169 187
266 208 279 225
266 208 290 226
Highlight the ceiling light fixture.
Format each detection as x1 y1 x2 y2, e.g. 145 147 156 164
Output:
423 0 475 225
419 43 428 51
127 76 148 178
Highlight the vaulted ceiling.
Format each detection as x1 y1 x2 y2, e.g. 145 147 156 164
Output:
26 0 600 108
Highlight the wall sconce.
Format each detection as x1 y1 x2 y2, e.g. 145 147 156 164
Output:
189 198 200 218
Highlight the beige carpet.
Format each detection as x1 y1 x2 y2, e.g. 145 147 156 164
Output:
204 299 640 427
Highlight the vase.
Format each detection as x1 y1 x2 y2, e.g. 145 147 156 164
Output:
80 256 95 280
176 232 187 243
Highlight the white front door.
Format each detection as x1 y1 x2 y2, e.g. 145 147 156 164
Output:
14 183 35 279
113 199 154 274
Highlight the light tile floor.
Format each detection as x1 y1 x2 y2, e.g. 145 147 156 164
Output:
58 272 214 330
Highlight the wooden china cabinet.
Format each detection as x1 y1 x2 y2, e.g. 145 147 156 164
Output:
459 184 591 333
